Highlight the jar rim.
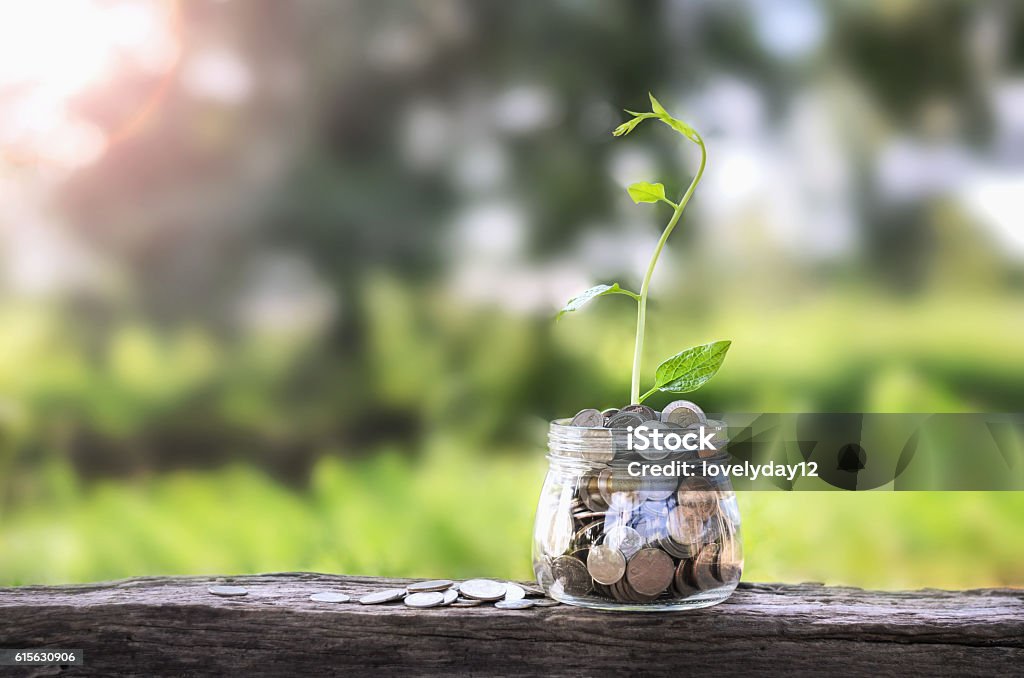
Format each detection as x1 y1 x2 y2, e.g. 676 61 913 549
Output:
548 417 728 432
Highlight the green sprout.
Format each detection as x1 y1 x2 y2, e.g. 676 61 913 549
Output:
559 93 731 404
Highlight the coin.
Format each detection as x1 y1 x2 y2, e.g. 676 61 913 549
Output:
659 535 696 559
309 592 350 603
494 599 535 610
208 585 248 597
504 583 527 601
451 597 483 607
674 559 699 597
620 404 657 420
661 400 706 427
519 584 546 597
641 476 678 502
572 519 604 547
677 477 717 520
718 557 743 584
596 468 616 505
605 411 645 429
603 525 642 559
569 548 590 567
571 408 605 427
703 515 722 543
405 591 446 608
667 505 705 544
612 573 658 603
550 555 593 596
580 473 608 512
693 544 721 590
607 490 641 513
407 579 454 593
459 579 508 601
625 548 675 597
531 598 561 607
632 515 669 545
586 544 626 585
359 588 407 605
440 588 459 606
635 420 673 461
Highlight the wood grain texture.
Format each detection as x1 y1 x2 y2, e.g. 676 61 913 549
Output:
1 574 1022 677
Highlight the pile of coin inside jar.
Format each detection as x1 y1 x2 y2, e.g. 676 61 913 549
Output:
534 400 742 607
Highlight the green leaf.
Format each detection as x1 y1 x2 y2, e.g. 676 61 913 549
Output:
648 92 668 117
659 116 700 144
612 112 656 137
557 283 639 318
645 92 702 144
640 340 732 400
626 181 667 204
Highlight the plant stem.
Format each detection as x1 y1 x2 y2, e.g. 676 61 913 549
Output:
630 137 707 403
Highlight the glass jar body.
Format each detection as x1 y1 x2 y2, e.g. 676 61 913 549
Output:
532 419 742 611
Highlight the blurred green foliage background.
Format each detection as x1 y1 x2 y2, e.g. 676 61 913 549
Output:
1 0 1022 588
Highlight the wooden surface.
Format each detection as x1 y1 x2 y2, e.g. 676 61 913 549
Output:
1 573 1022 677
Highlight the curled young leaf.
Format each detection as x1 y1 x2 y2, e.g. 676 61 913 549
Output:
612 112 656 137
557 283 639 319
639 340 731 401
627 181 667 204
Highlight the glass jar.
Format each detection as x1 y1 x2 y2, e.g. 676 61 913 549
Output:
532 417 742 611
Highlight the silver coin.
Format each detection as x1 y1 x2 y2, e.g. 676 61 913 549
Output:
606 411 645 429
550 555 593 597
440 588 459 606
531 598 562 607
641 478 677 502
405 591 445 608
495 599 535 610
635 419 672 460
519 584 546 597
309 592 350 603
407 579 454 593
504 583 527 601
586 544 626 585
359 588 407 605
603 525 643 559
208 585 248 597
621 403 657 420
451 597 483 607
661 400 706 427
571 408 604 427
459 578 508 601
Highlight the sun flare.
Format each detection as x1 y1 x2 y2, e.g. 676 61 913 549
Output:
0 0 179 168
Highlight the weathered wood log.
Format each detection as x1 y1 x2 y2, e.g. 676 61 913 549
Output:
1 574 1021 677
